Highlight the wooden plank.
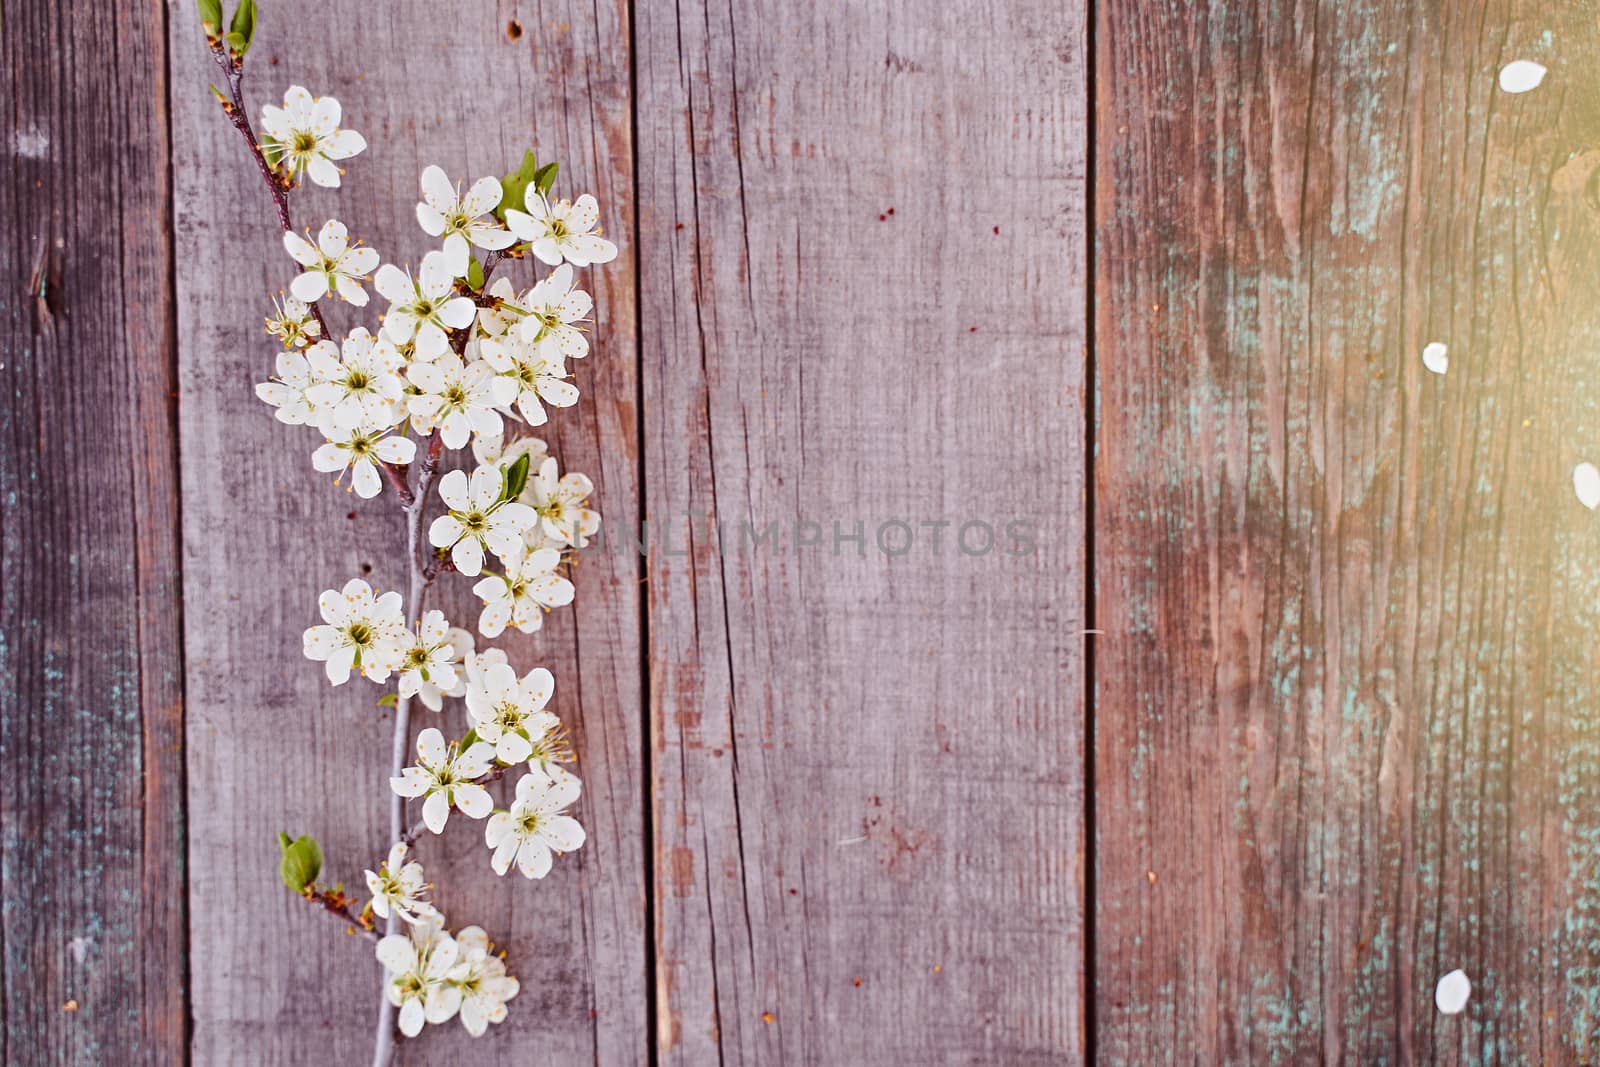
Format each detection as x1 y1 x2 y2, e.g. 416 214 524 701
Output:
168 4 643 1063
636 0 1088 1060
1096 1 1600 1060
0 0 187 1062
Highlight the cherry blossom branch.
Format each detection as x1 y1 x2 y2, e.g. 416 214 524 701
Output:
373 432 443 1067
204 39 420 500
207 46 294 236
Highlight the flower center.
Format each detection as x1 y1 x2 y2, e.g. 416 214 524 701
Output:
493 702 525 731
405 647 430 669
349 435 375 456
346 370 370 391
444 384 468 405
519 811 542 834
414 299 436 317
293 132 318 153
461 511 486 533
548 220 569 239
347 622 372 646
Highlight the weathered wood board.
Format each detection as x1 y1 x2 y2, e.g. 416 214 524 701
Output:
1095 0 1600 1061
167 2 643 1063
636 0 1089 1061
0 0 187 1062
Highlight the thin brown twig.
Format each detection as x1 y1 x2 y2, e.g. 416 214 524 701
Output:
302 885 379 942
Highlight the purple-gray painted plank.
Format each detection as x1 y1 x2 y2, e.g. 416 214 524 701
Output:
168 3 644 1062
0 0 187 1062
636 0 1088 1060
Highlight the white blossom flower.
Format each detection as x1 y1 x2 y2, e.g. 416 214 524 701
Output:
302 577 406 685
479 337 576 427
465 664 558 764
364 842 438 926
446 926 519 1036
375 251 477 360
264 293 321 349
283 219 379 306
396 610 467 711
459 648 572 766
472 431 549 470
311 414 415 499
407 354 516 449
376 919 458 1037
260 85 366 188
471 545 573 638
505 191 619 267
522 709 574 771
427 466 537 577
484 765 586 879
416 165 514 278
528 456 600 547
517 264 592 361
303 328 407 434
390 727 496 834
253 347 326 426
462 647 509 691
473 277 524 339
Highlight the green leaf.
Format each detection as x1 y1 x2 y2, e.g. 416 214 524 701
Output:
501 452 531 502
495 150 540 220
466 256 486 292
533 161 559 197
376 692 398 708
197 0 223 35
227 0 256 56
278 833 322 892
459 728 479 751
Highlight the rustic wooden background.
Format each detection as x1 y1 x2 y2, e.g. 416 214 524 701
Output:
4 0 1599 1063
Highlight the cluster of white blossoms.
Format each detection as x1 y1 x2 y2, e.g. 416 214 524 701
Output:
255 106 616 507
377 918 520 1038
239 79 617 1047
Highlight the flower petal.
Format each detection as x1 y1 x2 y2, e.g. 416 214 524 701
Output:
422 790 451 834
453 783 493 819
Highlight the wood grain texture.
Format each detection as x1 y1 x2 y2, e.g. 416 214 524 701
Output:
1096 0 1600 1061
168 3 643 1063
636 0 1088 1061
0 0 187 1062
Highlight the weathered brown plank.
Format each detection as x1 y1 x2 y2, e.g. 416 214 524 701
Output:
637 1 1088 1060
1096 1 1600 1059
0 0 187 1061
168 4 643 1063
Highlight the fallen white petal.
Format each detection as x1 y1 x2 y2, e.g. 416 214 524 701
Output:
1575 463 1600 510
1435 969 1471 1015
1422 342 1448 375
1498 60 1547 94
